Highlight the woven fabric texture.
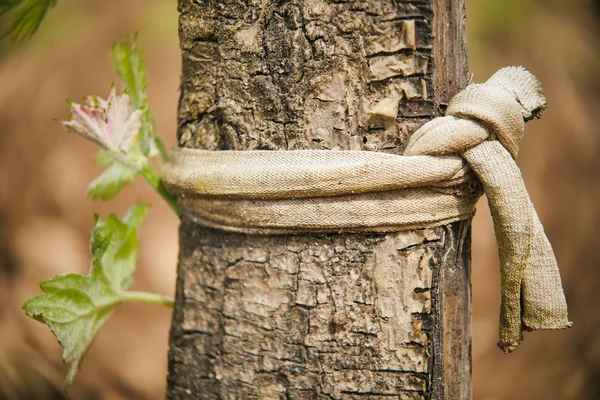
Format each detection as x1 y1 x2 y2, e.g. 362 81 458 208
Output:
163 66 571 352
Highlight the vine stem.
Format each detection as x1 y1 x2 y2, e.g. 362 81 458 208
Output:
107 150 180 217
140 165 180 217
120 291 175 308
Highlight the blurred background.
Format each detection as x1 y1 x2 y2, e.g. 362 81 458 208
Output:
0 0 598 399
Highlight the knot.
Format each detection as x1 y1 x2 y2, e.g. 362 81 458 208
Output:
405 67 545 160
163 67 571 353
406 66 571 353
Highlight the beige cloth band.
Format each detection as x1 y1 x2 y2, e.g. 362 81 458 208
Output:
163 66 571 352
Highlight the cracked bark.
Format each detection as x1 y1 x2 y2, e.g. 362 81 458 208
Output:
168 0 470 399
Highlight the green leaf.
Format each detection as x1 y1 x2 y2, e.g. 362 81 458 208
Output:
0 0 20 13
111 38 144 110
80 38 171 202
93 150 115 168
88 162 137 201
58 39 179 213
91 204 148 290
0 0 56 40
111 36 167 160
23 204 149 389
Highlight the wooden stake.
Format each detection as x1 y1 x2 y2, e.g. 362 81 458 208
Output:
168 1 470 398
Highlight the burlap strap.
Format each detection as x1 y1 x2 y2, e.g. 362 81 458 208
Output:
163 67 571 352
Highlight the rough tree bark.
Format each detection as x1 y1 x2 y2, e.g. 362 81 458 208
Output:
168 0 470 399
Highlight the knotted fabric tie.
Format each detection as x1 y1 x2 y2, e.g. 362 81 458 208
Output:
163 67 571 352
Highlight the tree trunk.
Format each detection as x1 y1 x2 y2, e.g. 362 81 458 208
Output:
168 0 470 399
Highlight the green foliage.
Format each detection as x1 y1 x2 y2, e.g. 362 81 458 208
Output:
0 0 56 40
23 204 149 388
112 36 167 161
89 159 138 201
86 37 168 201
60 37 177 211
25 35 179 391
62 86 145 201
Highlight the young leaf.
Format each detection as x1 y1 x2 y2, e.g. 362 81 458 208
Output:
62 88 142 155
23 204 149 389
89 162 137 201
62 89 146 201
58 39 179 214
111 37 167 161
0 0 56 40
